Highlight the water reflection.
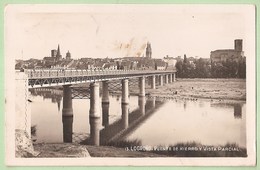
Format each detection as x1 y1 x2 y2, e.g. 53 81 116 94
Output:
116 95 120 101
234 104 242 119
145 97 155 109
184 101 187 110
210 102 243 119
31 89 246 150
121 103 129 129
62 116 73 143
127 100 246 148
30 88 63 111
102 103 109 127
138 96 146 115
89 117 101 146
100 97 164 145
30 88 62 103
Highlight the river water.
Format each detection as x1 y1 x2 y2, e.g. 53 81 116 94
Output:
30 88 246 149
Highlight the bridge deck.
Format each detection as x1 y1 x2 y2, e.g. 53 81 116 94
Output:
22 69 176 88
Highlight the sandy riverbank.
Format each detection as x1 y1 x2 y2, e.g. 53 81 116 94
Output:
124 78 246 102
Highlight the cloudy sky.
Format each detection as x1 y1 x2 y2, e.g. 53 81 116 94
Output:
5 4 255 60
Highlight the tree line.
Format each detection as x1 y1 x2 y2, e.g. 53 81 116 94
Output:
175 55 246 78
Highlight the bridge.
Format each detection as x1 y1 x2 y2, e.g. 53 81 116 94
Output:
15 69 177 146
25 69 176 88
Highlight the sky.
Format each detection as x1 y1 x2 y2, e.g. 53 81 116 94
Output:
5 4 255 60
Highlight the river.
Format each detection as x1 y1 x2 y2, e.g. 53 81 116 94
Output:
30 87 246 149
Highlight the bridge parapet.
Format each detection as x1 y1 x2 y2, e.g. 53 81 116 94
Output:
25 69 176 79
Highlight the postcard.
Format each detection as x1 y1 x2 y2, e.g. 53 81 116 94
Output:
5 4 256 166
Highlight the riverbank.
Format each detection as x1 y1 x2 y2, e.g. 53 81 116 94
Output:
121 78 245 102
160 78 245 100
33 143 163 157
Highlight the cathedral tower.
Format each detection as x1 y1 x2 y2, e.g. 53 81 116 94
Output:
145 42 152 58
56 44 62 61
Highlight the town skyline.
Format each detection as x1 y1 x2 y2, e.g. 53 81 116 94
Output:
5 4 254 60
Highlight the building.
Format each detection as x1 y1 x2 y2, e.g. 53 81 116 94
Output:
93 62 105 70
66 51 71 60
118 60 132 70
51 50 57 58
145 42 152 58
104 62 117 70
210 39 244 63
154 59 166 70
137 58 155 70
163 55 177 69
50 44 63 62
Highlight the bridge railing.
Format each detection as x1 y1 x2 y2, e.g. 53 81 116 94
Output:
25 69 176 79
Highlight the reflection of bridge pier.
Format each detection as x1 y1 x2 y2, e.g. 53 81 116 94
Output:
62 85 73 143
152 97 156 108
122 104 129 129
62 116 73 143
102 81 109 127
100 97 165 145
138 96 146 115
146 96 156 108
89 117 100 146
102 103 109 127
234 103 242 119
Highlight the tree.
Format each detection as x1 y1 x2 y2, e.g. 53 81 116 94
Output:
176 60 183 77
194 58 210 78
238 61 246 78
184 54 188 64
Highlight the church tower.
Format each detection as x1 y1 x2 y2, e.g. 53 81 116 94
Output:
146 42 152 58
66 51 71 60
234 39 243 51
56 44 62 61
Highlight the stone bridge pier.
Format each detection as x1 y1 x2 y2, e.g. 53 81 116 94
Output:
62 85 74 143
139 77 145 97
89 82 101 146
169 74 172 83
172 73 176 82
165 74 169 84
62 85 73 117
121 79 129 129
159 75 164 86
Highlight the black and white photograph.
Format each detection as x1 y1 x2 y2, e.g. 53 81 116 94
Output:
5 4 256 166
